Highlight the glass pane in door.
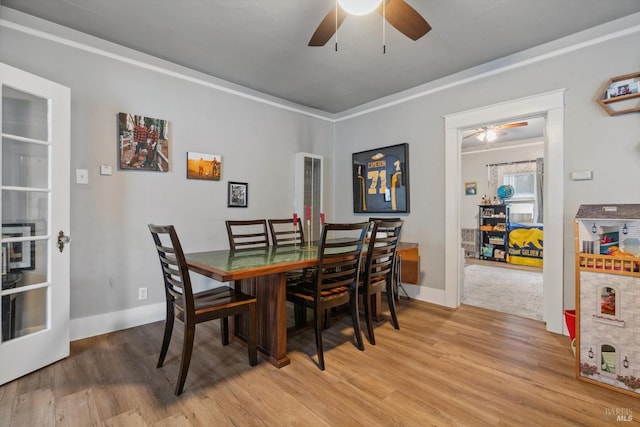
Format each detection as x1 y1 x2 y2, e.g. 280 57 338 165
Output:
2 137 49 188
1 287 47 341
2 189 49 235
1 85 50 343
2 86 48 140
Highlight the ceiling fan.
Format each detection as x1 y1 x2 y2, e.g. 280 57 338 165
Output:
463 121 529 143
308 0 431 47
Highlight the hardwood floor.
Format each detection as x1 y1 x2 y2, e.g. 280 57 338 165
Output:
1 300 637 426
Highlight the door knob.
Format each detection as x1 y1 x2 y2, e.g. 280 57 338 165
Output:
57 231 70 252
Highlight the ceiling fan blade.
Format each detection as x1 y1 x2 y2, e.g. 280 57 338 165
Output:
497 121 528 129
463 130 484 139
308 6 348 46
379 0 431 41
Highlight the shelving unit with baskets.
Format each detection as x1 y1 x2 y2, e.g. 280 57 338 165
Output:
478 204 509 262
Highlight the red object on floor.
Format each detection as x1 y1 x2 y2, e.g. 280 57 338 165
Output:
564 309 576 340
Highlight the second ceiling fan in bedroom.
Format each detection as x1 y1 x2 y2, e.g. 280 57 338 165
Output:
464 121 529 144
308 0 431 48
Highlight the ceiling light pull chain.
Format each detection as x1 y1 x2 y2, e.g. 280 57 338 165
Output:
382 0 386 54
335 0 339 51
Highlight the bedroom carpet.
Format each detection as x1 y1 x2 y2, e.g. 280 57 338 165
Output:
462 262 543 321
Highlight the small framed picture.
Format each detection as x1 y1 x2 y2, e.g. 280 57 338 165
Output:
465 181 477 195
227 182 248 208
186 151 221 180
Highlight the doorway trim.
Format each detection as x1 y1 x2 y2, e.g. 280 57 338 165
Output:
444 89 565 334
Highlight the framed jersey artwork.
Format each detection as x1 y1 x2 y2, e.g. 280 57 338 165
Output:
352 143 410 214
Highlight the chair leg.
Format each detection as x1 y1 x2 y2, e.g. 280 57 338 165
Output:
350 289 365 351
175 320 196 396
157 300 175 368
394 256 402 302
363 292 376 345
387 282 400 330
314 306 325 370
247 303 257 366
221 317 229 345
294 302 307 327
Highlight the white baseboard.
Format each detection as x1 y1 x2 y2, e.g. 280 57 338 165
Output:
70 302 165 341
398 283 446 306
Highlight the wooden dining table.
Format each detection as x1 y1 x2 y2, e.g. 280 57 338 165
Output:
185 242 419 368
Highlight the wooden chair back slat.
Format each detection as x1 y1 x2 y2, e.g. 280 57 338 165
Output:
226 220 270 250
268 218 305 246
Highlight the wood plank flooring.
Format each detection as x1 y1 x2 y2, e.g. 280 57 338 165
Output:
1 300 638 426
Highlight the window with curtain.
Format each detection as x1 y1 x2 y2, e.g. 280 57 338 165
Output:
504 172 535 200
487 158 543 223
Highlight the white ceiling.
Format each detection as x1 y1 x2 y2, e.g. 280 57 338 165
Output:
2 0 639 116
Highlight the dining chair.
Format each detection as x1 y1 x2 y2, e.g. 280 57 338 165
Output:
268 218 313 286
268 218 305 246
368 217 407 302
148 224 257 395
360 219 404 345
225 219 270 250
286 222 369 370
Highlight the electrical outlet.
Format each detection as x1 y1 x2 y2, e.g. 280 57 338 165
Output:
138 287 147 300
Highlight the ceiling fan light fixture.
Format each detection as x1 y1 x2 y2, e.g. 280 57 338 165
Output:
337 0 381 16
476 129 498 143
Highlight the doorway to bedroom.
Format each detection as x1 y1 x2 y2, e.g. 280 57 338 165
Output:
460 116 544 321
444 89 565 334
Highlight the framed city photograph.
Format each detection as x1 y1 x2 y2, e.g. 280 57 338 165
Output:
352 143 409 214
2 223 36 271
186 151 221 180
118 112 170 172
228 182 248 207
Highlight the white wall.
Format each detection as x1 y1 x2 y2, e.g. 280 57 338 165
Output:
0 10 334 337
461 143 544 229
333 17 640 312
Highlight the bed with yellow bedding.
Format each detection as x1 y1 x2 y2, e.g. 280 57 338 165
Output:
507 222 543 267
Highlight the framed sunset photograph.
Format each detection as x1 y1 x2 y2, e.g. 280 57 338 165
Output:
186 151 221 181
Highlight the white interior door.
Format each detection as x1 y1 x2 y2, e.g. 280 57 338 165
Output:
0 63 70 385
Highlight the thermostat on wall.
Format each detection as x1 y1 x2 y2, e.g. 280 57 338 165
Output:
100 165 113 176
571 170 593 181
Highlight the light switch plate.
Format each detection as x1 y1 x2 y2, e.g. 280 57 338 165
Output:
76 169 89 184
100 165 113 176
571 170 593 181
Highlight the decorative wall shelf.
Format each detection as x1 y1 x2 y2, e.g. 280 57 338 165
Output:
596 72 640 116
